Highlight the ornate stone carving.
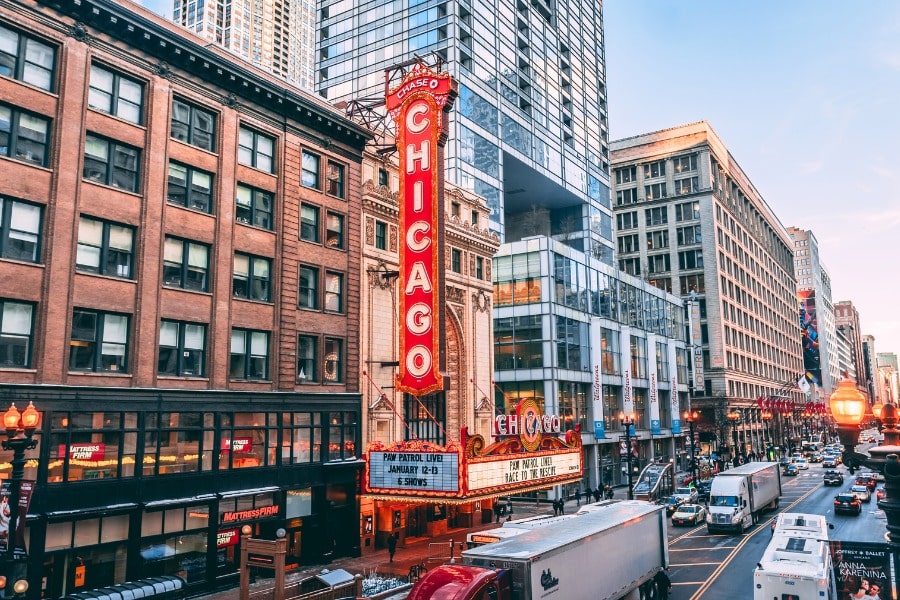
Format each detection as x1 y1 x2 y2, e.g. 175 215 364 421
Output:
472 290 491 313
446 286 464 305
156 62 171 78
365 216 374 247
68 22 91 42
222 93 239 108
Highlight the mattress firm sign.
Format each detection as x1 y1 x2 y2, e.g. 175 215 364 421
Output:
468 452 581 491
369 451 460 492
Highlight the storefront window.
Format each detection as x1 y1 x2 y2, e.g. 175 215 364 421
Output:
140 532 208 583
217 412 274 470
47 411 137 482
327 412 356 461
282 412 321 463
143 412 214 476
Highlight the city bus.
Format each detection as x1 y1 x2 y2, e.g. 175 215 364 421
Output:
754 513 836 600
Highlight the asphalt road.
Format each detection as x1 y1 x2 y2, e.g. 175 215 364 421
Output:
665 461 885 600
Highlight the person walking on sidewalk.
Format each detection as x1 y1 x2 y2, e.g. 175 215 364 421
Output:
574 488 582 506
387 532 397 563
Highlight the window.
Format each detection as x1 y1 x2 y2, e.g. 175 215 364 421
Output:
167 162 213 213
475 256 484 279
678 249 704 269
0 105 50 166
647 253 671 274
325 212 344 249
674 177 699 195
644 206 668 226
619 257 640 275
158 320 206 377
493 315 543 370
680 274 705 294
617 234 639 254
616 211 638 230
451 248 461 273
616 188 639 205
374 220 387 250
297 335 317 382
76 216 134 278
170 98 215 151
301 150 319 188
235 184 273 230
675 201 701 222
162 237 209 291
299 265 319 309
323 337 343 382
83 134 140 193
673 154 697 173
0 197 41 262
378 167 388 187
300 204 319 242
450 202 460 217
69 309 128 373
230 329 269 380
324 272 344 312
646 230 668 250
677 225 702 245
0 300 33 367
88 64 142 124
643 160 665 179
233 253 271 302
326 161 345 197
615 166 635 184
644 182 666 200
471 210 479 227
0 24 55 91
238 126 274 173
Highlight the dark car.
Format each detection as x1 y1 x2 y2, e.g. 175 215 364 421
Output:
779 456 791 467
783 463 799 476
856 474 877 491
823 470 844 486
695 480 713 502
664 495 685 516
834 493 862 515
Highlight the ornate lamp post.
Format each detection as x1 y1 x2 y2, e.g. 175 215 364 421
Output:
761 410 773 459
0 401 40 597
727 410 741 461
620 412 636 500
683 410 699 484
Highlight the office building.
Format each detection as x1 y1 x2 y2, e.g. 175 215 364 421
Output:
172 0 316 89
316 0 615 260
0 0 370 594
834 300 866 393
610 121 804 458
861 334 878 403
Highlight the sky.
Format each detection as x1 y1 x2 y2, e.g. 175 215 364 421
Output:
134 0 900 359
604 1 900 361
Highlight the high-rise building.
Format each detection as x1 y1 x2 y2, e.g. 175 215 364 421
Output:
786 227 837 397
862 334 878 402
316 0 614 258
172 0 316 89
877 352 899 371
834 300 866 393
611 121 805 457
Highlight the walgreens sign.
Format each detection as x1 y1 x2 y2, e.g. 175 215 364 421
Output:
386 63 456 396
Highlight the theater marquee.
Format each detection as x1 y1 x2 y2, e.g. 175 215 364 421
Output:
385 62 456 396
362 400 583 502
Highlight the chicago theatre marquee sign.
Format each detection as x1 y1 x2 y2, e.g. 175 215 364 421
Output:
363 399 584 501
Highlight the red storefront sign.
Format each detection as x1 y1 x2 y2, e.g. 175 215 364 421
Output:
217 528 241 548
59 443 105 461
220 438 252 453
386 62 456 396
222 505 279 523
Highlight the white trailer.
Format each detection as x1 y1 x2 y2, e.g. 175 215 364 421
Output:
707 462 781 534
459 501 668 600
754 513 837 599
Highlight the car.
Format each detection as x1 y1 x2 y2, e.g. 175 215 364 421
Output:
850 484 872 503
794 458 810 470
783 464 799 476
663 495 685 516
856 474 877 491
695 480 713 502
823 470 844 486
877 486 886 501
779 456 792 468
822 456 838 468
834 493 862 515
673 486 699 503
809 452 823 463
671 503 707 526
791 453 803 463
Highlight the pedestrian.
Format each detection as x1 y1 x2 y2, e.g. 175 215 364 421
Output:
493 502 503 523
387 532 397 563
593 488 601 502
654 568 672 600
575 488 582 506
584 486 592 504
559 497 565 515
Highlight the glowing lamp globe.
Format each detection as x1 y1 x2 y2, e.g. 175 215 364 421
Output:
829 377 867 426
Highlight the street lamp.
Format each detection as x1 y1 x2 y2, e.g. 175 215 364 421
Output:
0 401 40 595
727 410 741 462
761 410 773 459
683 410 699 485
620 412 636 500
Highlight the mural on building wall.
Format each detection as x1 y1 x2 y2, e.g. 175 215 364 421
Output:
799 290 822 385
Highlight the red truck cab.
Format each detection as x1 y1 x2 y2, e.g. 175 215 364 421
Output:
406 565 512 600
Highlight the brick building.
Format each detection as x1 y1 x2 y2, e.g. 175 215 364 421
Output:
0 0 370 595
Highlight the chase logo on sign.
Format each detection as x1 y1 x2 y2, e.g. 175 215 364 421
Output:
540 569 559 591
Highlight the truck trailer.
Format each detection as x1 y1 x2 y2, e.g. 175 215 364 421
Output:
707 462 782 534
407 500 668 600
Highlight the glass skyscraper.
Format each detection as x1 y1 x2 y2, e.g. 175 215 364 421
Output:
316 0 614 259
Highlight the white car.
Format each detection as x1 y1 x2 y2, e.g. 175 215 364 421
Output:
794 458 809 470
850 484 872 503
671 503 707 526
673 486 698 503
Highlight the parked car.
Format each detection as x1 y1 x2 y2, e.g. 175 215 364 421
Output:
823 470 844 486
834 493 862 515
850 484 872 503
794 458 810 470
822 456 838 468
783 463 799 476
856 474 877 491
673 486 699 503
664 495 685 516
671 503 707 527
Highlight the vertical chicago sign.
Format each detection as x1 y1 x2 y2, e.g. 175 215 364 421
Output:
386 63 457 395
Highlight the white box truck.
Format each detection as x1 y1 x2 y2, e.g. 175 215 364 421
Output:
707 462 782 534
407 500 669 600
